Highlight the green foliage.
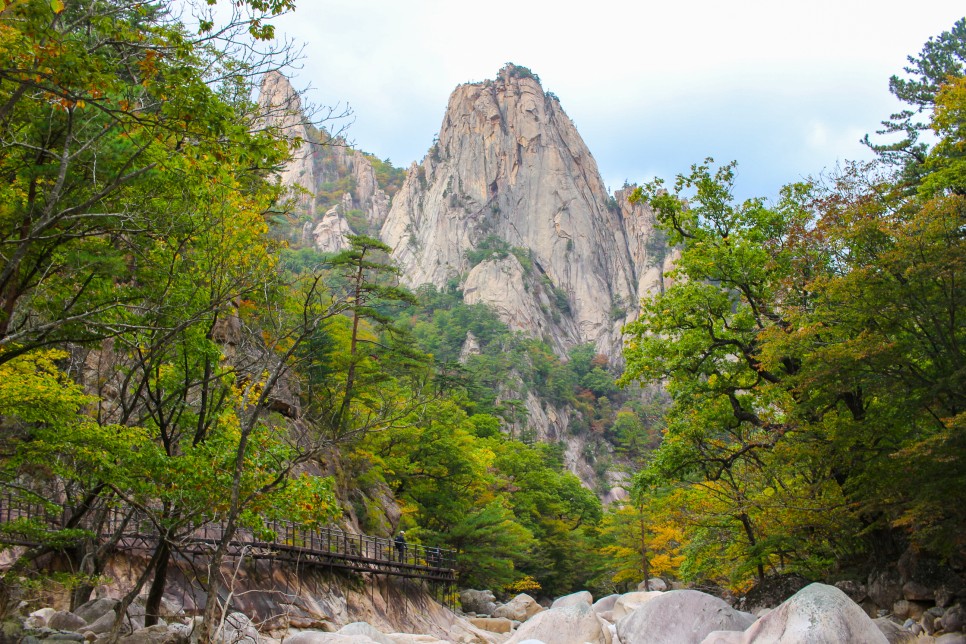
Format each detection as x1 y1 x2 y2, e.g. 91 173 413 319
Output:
863 18 966 190
502 63 541 84
464 235 533 272
624 133 965 586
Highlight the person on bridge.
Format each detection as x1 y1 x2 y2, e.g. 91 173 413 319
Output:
394 531 407 563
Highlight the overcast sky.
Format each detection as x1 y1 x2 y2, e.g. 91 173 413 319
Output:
269 2 964 202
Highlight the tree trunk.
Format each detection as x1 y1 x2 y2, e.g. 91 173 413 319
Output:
738 512 765 581
143 539 171 627
639 514 649 590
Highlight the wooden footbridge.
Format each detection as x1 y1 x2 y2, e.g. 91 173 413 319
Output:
0 495 457 585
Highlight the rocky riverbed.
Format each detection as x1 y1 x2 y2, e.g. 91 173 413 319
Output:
7 578 965 643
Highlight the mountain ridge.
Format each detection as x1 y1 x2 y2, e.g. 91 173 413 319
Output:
260 64 674 359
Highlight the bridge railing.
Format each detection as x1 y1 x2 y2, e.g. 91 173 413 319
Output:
0 493 457 577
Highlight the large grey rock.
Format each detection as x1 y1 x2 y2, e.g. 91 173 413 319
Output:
873 617 919 643
611 591 663 620
904 581 935 602
73 598 118 625
216 611 261 643
309 203 355 254
460 589 498 615
507 602 611 644
47 611 87 632
638 578 668 592
894 600 913 620
24 607 56 629
592 594 620 615
870 570 904 610
469 617 513 633
739 583 887 643
494 594 543 622
836 580 869 603
550 591 593 610
942 604 965 632
116 623 187 644
337 622 396 644
616 590 755 644
936 634 966 644
84 609 122 635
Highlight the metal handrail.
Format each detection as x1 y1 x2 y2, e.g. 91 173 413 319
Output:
0 493 457 579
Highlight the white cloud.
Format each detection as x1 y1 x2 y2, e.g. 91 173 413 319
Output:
268 0 964 200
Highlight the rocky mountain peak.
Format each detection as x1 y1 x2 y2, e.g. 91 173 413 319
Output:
259 71 317 216
380 65 668 358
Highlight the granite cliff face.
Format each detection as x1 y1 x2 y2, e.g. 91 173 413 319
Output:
259 71 318 217
258 72 391 251
259 66 673 491
380 65 666 358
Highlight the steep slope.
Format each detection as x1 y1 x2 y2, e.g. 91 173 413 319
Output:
380 64 647 357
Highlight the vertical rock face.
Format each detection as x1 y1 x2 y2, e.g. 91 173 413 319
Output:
258 72 392 244
380 64 665 357
259 71 318 217
615 185 679 300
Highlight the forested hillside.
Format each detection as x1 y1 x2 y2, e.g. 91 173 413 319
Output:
0 0 963 641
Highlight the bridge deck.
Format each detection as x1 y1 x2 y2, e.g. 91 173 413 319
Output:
0 496 457 585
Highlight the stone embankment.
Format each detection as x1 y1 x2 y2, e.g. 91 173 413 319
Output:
10 577 965 643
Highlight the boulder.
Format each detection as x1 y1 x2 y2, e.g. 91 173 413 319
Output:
836 580 870 603
737 574 810 612
903 581 935 602
388 636 451 644
700 632 746 644
84 610 122 635
611 591 663 620
289 617 337 631
123 601 146 631
937 577 966 609
73 598 118 625
217 612 261 643
116 624 188 644
550 591 593 610
592 594 620 615
25 607 56 629
460 589 498 616
493 594 543 622
337 622 396 644
873 617 919 643
507 602 611 644
894 600 913 620
616 590 755 644
283 633 385 644
941 604 965 632
48 610 88 632
870 570 904 610
739 583 887 643
469 617 512 634
638 578 668 592
935 635 966 644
